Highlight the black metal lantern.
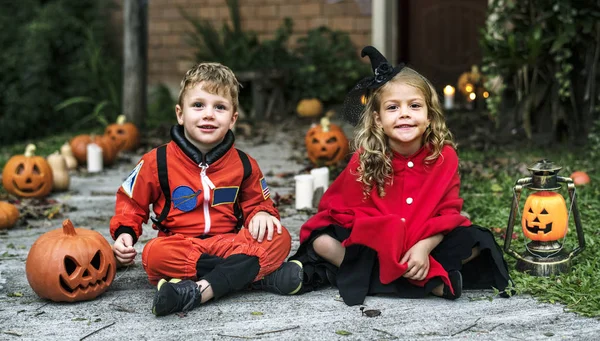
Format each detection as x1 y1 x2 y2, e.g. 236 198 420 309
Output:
503 159 585 276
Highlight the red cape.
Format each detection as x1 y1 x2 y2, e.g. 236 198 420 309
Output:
299 145 471 291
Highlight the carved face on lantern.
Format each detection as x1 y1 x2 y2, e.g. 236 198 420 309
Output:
521 191 568 242
26 219 116 302
105 122 140 152
305 122 349 166
2 145 53 198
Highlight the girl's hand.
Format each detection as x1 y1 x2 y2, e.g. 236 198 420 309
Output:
248 212 282 242
400 242 430 281
113 233 137 266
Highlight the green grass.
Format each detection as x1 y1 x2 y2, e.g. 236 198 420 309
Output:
459 145 600 317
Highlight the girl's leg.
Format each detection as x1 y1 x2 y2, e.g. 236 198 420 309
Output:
431 246 480 297
312 234 345 267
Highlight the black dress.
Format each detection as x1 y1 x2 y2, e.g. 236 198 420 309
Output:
290 224 512 306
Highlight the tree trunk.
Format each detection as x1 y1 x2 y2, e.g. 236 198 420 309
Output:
123 0 147 127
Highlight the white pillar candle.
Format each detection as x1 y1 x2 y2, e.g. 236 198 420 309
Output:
310 167 329 192
87 143 103 173
443 85 455 110
294 174 314 210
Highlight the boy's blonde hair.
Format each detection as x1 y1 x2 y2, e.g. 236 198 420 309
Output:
178 62 240 113
353 66 455 198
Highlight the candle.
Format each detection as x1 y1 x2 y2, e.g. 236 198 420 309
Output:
465 92 477 110
294 174 314 210
87 143 103 173
310 167 329 192
443 85 455 110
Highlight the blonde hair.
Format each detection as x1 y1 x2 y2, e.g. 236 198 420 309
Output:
178 62 240 113
353 66 455 198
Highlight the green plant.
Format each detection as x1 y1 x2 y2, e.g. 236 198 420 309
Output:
0 0 119 144
289 26 370 104
54 27 122 128
480 0 600 145
147 84 177 129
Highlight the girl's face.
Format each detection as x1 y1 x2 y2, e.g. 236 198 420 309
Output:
374 82 430 156
175 82 238 155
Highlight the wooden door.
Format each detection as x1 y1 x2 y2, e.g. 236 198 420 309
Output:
397 0 488 89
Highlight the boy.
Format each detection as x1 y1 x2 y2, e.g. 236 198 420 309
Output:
110 62 302 316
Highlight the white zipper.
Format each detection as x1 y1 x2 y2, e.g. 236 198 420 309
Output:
199 163 215 234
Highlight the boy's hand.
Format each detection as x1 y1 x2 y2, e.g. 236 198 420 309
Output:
113 233 137 266
400 242 430 281
248 212 282 243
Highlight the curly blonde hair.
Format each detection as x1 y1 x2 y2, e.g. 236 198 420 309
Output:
353 66 455 198
177 62 240 113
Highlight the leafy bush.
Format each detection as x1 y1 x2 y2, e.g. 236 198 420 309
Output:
480 0 600 145
0 0 119 144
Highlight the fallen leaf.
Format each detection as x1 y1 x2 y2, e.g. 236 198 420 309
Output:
3 330 23 336
7 292 23 297
362 309 381 317
336 330 352 336
71 317 87 321
251 311 264 316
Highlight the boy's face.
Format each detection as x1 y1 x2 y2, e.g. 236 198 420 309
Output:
175 82 238 154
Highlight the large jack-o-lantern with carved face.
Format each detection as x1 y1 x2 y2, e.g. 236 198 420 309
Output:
105 115 140 152
521 191 568 242
26 219 116 302
2 144 53 198
305 117 349 166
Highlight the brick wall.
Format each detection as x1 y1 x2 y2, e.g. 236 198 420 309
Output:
110 0 371 90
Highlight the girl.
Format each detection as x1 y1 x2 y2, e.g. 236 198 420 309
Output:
290 46 511 306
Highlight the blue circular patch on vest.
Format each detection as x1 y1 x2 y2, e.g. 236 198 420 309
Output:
172 186 201 212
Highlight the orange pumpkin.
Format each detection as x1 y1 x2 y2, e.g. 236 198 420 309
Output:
105 115 140 152
297 98 324 117
521 191 568 242
0 201 19 230
305 117 349 166
26 219 116 302
2 144 54 198
69 134 118 166
569 171 590 186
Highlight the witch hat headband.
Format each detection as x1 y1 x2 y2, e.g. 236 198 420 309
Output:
342 46 405 126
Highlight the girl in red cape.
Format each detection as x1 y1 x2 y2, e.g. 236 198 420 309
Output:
290 46 511 306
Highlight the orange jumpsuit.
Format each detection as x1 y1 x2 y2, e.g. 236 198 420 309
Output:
110 127 290 289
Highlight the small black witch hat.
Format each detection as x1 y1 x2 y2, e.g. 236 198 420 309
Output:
341 46 405 126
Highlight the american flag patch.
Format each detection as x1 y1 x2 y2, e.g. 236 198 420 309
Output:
260 177 270 200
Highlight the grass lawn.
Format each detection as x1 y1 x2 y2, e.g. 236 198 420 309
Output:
1 121 599 318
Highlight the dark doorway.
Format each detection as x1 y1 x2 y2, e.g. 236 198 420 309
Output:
397 0 488 89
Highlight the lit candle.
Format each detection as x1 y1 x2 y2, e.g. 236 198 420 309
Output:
465 92 477 110
443 85 455 110
310 167 329 192
294 174 314 210
87 143 103 173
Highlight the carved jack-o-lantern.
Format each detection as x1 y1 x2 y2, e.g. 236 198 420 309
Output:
521 191 568 242
26 219 116 302
305 117 349 166
105 115 140 152
2 144 53 198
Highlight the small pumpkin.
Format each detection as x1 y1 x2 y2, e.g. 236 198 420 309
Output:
2 144 53 198
521 191 568 242
69 134 118 166
60 142 78 170
457 65 486 97
105 115 140 152
26 219 116 302
297 98 324 118
305 117 349 166
569 171 590 186
0 201 19 230
47 152 70 192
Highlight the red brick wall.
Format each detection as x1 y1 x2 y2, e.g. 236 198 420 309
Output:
110 0 371 90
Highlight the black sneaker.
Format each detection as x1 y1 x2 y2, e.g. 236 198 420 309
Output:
442 270 462 300
253 260 303 295
152 279 202 316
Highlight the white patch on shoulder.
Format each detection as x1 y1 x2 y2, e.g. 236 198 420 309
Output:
121 161 144 198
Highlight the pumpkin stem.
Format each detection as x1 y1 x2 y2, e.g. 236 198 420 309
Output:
320 117 330 132
116 115 126 125
24 144 36 157
62 219 78 236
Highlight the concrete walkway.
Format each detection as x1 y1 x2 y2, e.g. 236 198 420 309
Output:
1 123 599 340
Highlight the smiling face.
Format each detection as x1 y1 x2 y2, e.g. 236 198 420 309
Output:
175 82 238 154
374 82 430 156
